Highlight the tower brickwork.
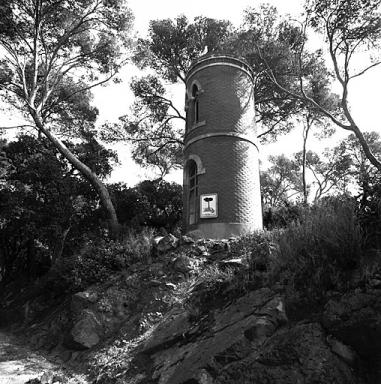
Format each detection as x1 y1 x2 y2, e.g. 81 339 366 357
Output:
183 55 262 239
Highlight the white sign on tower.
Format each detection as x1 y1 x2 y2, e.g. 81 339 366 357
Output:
200 193 218 218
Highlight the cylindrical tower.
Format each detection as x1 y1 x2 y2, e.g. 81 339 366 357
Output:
183 54 262 239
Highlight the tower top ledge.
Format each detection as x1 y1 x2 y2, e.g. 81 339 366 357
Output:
186 54 254 82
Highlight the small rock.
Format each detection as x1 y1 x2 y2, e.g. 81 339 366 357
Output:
40 371 54 384
155 234 179 253
51 375 64 384
327 335 357 365
75 291 98 303
199 369 214 384
181 235 195 245
369 278 381 289
186 230 205 241
219 257 247 268
210 241 230 254
71 291 98 317
70 309 103 349
195 245 208 255
172 255 195 274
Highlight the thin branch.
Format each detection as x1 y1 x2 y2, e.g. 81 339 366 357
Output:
0 124 36 130
350 61 381 80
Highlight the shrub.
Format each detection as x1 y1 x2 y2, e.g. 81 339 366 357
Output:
184 265 235 317
227 231 275 291
263 203 303 230
271 198 363 302
58 228 155 290
357 182 381 250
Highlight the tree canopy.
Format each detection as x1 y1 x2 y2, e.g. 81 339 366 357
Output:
0 134 117 283
116 6 344 174
0 0 134 232
263 0 381 171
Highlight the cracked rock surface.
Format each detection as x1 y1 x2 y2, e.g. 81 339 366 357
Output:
136 288 363 384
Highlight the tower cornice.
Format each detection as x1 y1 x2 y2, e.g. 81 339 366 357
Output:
186 54 254 83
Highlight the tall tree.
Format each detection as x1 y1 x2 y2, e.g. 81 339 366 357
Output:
262 0 381 171
116 7 337 174
296 51 340 203
0 0 133 232
227 4 303 142
109 16 233 175
335 131 381 202
261 154 302 206
295 148 352 202
0 134 116 281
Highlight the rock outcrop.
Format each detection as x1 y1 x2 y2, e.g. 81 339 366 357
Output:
2 236 380 384
141 288 286 384
216 322 363 384
119 287 363 384
323 288 381 382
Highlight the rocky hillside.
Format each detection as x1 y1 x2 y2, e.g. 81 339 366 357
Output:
1 230 381 384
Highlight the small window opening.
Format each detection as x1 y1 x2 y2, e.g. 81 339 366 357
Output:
188 160 198 225
192 84 199 123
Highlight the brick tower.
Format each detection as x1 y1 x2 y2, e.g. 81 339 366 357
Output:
183 54 262 239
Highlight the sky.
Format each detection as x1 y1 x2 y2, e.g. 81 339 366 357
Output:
93 0 381 186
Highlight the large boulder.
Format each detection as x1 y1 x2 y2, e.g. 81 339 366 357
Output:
140 288 287 384
323 287 381 381
216 323 363 384
128 286 367 384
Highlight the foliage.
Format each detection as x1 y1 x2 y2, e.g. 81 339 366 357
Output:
261 146 354 206
272 197 363 302
263 203 303 230
295 147 352 201
106 16 233 175
110 179 183 232
187 198 368 310
225 5 304 141
122 75 184 175
58 228 155 290
265 0 381 171
120 7 337 173
134 15 233 83
335 131 381 199
0 134 116 284
261 154 302 206
0 0 134 229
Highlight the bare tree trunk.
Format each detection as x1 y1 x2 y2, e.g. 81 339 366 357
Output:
302 115 312 204
51 226 71 266
32 112 120 235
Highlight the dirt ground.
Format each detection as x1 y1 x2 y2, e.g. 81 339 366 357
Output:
0 331 88 384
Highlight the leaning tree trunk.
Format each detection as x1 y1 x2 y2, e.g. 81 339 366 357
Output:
301 116 312 204
352 125 381 173
32 113 120 235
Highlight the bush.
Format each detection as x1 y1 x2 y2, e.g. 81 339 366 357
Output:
357 181 381 250
184 265 235 317
271 198 363 302
227 231 275 290
110 179 183 232
58 228 155 290
263 203 303 230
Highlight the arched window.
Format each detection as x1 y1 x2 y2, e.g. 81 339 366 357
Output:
188 160 198 225
192 83 199 124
